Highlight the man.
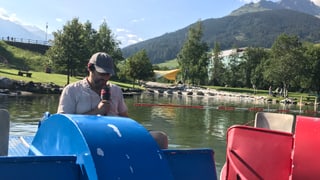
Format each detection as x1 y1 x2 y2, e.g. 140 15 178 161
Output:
57 52 168 149
57 52 127 116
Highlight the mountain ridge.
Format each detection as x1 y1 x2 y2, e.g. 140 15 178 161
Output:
122 8 320 64
230 0 320 16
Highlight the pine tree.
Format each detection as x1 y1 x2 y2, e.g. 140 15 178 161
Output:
177 21 209 85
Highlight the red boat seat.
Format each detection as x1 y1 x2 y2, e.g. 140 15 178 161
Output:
254 112 295 133
292 116 320 179
223 125 293 179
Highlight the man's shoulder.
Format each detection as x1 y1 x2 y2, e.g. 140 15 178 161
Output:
109 82 119 88
64 79 87 90
109 83 123 92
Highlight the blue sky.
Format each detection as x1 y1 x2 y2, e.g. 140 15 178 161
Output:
0 0 318 47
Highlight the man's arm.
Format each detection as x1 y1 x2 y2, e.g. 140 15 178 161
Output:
118 111 128 117
57 86 76 114
85 101 109 115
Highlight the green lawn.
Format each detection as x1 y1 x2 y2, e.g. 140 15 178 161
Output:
157 59 178 69
0 68 81 87
0 67 140 89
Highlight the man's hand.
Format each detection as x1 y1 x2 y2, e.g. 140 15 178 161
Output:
87 101 110 115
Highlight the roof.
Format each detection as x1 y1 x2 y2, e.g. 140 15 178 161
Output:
154 69 181 81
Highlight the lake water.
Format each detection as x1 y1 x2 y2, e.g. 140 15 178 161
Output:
0 91 317 174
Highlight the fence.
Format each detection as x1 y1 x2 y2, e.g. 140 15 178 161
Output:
1 36 51 46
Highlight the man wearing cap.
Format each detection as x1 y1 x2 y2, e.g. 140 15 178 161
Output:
57 52 127 116
57 52 168 149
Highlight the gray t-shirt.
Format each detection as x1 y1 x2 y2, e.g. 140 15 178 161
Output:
57 78 127 116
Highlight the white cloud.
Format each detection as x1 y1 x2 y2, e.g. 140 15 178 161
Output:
126 34 138 38
130 18 145 23
114 28 144 47
116 28 129 33
127 36 143 44
0 8 21 23
311 0 320 6
127 39 140 45
55 18 63 22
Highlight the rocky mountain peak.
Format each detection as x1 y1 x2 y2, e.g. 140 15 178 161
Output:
230 0 320 17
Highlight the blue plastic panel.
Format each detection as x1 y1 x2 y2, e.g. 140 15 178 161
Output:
8 136 34 156
163 149 217 180
31 114 174 180
0 156 80 180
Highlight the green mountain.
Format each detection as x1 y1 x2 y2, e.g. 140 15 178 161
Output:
122 4 320 64
202 9 320 49
230 0 320 16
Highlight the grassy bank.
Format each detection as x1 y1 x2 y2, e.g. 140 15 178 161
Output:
0 41 140 89
207 86 317 104
0 67 139 90
1 67 316 103
0 68 80 87
0 41 49 71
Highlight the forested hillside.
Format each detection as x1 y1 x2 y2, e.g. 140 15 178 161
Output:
122 9 320 64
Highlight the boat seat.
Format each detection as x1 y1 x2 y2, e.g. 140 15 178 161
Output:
254 112 295 133
223 125 293 179
292 116 320 178
163 149 217 180
0 109 9 156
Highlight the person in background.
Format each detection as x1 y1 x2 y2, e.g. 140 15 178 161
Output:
57 52 168 149
269 86 273 96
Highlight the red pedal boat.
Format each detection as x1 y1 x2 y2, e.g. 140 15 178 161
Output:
220 112 320 179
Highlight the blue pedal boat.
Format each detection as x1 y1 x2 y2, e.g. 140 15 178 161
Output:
0 109 217 180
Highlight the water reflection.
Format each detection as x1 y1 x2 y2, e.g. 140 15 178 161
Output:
0 95 59 136
0 92 318 174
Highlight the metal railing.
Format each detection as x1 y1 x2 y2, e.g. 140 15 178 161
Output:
1 36 51 46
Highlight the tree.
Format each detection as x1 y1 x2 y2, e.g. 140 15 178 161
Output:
124 50 154 87
46 18 123 84
225 50 244 87
263 34 305 97
46 18 88 81
243 47 269 89
46 18 86 84
95 21 123 64
94 21 124 79
303 43 320 99
209 42 225 86
177 21 209 85
82 21 98 65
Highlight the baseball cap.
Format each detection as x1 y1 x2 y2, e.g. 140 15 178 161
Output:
88 52 115 75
